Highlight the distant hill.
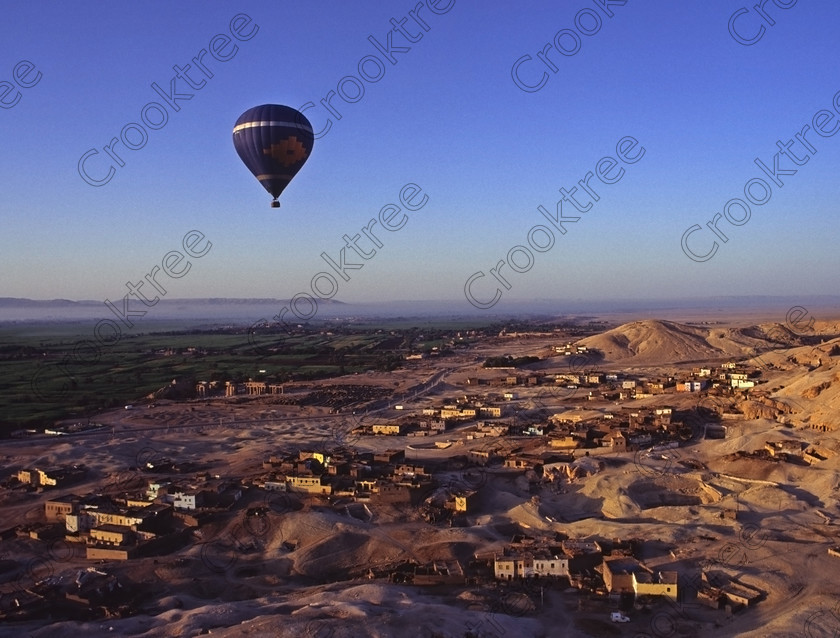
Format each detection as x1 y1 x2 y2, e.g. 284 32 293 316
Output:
0 297 347 307
0 297 100 307
0 297 347 323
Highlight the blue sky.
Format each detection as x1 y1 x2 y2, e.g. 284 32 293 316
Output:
1 0 839 311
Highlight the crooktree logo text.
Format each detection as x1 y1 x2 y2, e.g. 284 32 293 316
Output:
298 0 456 138
465 136 644 309
728 0 799 46
0 59 41 109
681 88 840 262
511 0 628 93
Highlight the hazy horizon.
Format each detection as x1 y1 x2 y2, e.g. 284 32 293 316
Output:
2 293 838 325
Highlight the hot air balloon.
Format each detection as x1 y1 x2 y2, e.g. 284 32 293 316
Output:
232 104 314 208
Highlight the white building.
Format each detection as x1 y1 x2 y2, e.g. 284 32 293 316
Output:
173 491 200 510
731 379 755 389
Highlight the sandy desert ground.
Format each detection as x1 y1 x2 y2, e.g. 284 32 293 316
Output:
2 312 840 637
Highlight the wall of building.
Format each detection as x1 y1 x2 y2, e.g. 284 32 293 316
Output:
86 547 133 560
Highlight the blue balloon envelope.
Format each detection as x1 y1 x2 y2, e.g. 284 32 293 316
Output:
232 104 314 207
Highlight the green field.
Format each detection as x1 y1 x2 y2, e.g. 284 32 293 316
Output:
0 319 497 434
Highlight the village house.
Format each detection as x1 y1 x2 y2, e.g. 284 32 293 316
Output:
494 551 570 580
287 475 331 495
419 419 446 433
654 407 673 424
503 456 534 470
373 450 404 464
626 432 653 448
325 459 350 475
439 407 459 420
146 480 172 501
476 422 508 437
549 435 579 450
601 431 627 451
372 423 401 435
71 507 146 531
16 465 87 488
394 464 429 479
648 381 667 393
447 490 479 513
355 478 377 494
550 412 583 424
64 501 173 539
173 490 205 511
440 406 477 420
45 494 80 523
374 482 412 504
299 450 328 465
719 582 761 608
601 557 678 601
676 380 707 393
554 343 588 355
635 569 679 600
561 539 603 571
469 449 496 466
89 524 134 547
700 571 762 609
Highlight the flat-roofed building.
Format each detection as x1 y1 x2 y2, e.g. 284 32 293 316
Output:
494 551 569 580
372 424 401 435
602 557 678 601
287 475 331 495
90 524 134 546
45 494 80 522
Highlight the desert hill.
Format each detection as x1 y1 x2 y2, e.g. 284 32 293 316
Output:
758 337 840 429
577 319 811 365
